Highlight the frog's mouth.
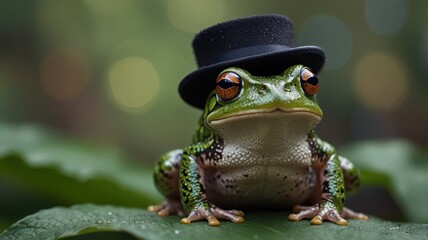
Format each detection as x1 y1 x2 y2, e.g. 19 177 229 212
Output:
208 107 322 126
208 108 321 145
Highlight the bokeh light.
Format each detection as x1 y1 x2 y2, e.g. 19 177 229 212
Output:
298 14 353 71
40 49 91 101
354 53 409 112
108 57 160 111
365 0 408 36
167 0 226 33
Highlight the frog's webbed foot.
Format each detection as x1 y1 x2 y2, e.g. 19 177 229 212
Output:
288 202 348 226
341 207 369 220
180 205 245 226
147 198 185 217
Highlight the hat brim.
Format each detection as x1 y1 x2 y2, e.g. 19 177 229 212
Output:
179 46 325 109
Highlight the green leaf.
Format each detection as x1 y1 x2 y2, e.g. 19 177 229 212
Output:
341 140 428 223
1 204 427 240
0 124 161 207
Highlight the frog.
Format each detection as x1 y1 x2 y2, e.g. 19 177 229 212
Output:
148 65 368 226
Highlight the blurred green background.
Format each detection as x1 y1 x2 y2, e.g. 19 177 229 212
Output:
1 0 428 232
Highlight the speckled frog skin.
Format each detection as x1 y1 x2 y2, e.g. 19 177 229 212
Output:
148 65 368 226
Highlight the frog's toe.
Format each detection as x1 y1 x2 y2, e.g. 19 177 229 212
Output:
341 207 369 220
147 198 185 216
289 202 348 226
288 205 319 221
148 203 171 216
180 207 220 226
311 210 348 226
211 206 245 223
311 202 348 226
180 205 244 225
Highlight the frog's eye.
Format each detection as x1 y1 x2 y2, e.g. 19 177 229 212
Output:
216 71 242 101
300 68 319 96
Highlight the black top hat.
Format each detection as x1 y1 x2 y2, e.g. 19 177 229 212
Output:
178 14 325 109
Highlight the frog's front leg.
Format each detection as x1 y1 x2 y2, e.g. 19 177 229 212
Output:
179 139 244 226
289 153 368 225
289 133 368 226
289 152 348 225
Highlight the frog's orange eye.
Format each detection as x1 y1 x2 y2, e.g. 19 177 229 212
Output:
216 72 242 101
300 68 319 96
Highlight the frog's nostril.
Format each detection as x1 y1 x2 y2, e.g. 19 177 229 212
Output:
259 85 268 93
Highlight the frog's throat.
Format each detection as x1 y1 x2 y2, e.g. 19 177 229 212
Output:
208 108 322 125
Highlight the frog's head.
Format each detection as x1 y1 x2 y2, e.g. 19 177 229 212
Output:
204 65 323 135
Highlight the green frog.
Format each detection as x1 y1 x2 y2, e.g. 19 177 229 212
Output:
148 65 368 226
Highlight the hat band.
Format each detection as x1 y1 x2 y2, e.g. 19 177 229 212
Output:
201 44 288 67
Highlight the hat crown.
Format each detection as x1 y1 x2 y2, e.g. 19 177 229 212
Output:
179 14 325 109
192 14 295 68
